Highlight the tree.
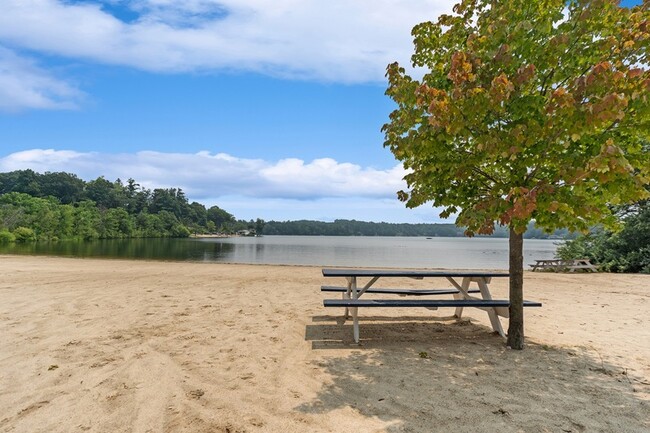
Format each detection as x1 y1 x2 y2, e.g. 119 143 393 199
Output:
73 200 100 240
187 201 208 232
86 176 119 209
207 206 235 231
149 188 190 219
39 172 85 204
255 218 266 235
383 0 649 348
0 169 41 196
97 208 134 238
125 178 149 214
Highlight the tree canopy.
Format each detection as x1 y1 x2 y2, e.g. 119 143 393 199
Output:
384 0 649 236
383 0 649 348
0 170 261 241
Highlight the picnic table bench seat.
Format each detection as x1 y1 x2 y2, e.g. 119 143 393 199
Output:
321 285 481 296
324 298 541 321
324 299 543 308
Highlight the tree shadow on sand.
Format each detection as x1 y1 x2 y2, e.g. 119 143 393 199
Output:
302 316 649 433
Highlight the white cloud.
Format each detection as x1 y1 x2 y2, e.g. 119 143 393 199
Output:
259 158 406 198
209 195 442 224
0 148 407 199
0 0 453 82
0 46 85 112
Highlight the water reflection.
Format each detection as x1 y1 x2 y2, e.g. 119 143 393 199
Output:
0 238 235 262
0 236 560 269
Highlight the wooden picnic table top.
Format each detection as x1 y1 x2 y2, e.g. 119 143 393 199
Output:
322 268 510 278
534 258 591 263
530 258 596 272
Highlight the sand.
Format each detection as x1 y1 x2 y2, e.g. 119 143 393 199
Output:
0 255 648 433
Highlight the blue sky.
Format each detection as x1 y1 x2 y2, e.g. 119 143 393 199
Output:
0 0 642 223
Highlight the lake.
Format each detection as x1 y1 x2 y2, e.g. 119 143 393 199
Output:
0 236 560 269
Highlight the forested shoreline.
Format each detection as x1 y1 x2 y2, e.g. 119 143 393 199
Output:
0 170 259 242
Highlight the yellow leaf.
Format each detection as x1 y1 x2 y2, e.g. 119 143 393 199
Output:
571 133 580 142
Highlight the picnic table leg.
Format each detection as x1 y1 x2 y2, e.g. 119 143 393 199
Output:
344 277 355 320
477 278 505 337
454 277 472 318
342 276 360 342
350 277 360 343
352 308 360 343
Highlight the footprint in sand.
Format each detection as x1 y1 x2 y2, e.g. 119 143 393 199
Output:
239 373 255 381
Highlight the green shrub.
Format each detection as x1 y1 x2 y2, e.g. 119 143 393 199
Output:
0 229 16 243
13 227 36 242
557 204 650 273
170 224 191 238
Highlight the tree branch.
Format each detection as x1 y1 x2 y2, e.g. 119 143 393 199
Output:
472 167 500 185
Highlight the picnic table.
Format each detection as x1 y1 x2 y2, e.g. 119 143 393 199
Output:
529 259 597 272
321 268 541 343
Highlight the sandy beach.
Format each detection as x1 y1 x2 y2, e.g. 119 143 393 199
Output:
0 255 648 433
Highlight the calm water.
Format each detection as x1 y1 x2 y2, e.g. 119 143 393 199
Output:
0 236 560 269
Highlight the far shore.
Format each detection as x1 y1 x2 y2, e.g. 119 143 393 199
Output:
0 255 647 432
190 233 261 238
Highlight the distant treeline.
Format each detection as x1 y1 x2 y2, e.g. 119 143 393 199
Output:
263 219 463 237
0 169 262 241
262 219 570 239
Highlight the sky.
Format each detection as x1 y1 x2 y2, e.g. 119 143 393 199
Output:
0 0 642 223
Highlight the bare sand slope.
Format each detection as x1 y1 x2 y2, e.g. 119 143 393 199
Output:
0 256 648 433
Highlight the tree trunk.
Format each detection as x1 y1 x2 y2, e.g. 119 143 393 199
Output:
507 226 525 349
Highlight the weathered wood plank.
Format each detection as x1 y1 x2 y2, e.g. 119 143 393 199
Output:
320 286 482 296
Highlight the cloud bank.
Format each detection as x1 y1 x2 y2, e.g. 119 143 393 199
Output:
0 0 454 110
0 148 437 222
0 148 406 199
